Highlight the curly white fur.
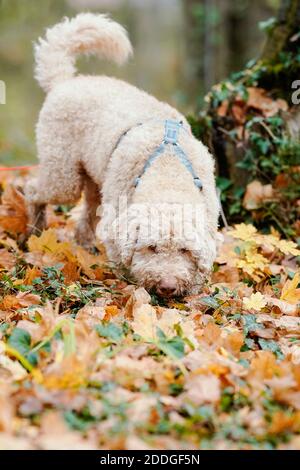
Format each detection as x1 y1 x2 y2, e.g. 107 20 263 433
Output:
26 13 220 296
34 13 133 92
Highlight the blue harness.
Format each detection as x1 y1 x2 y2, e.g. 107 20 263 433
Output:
113 119 203 190
134 120 202 190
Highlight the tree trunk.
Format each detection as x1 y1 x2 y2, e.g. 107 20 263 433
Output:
184 0 275 108
262 0 300 62
198 0 300 185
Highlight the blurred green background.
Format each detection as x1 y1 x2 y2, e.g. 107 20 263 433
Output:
0 0 279 165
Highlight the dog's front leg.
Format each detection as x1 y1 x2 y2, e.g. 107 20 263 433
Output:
74 176 101 249
25 178 47 236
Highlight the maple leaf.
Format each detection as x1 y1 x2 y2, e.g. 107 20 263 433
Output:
0 185 28 234
229 223 258 242
280 272 300 305
266 296 298 316
243 292 267 311
62 261 80 284
132 305 196 347
277 240 300 257
0 292 41 311
23 266 41 285
75 246 105 280
28 229 76 262
236 248 269 280
243 180 274 210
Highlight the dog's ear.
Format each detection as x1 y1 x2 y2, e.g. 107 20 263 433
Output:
186 230 218 273
117 208 141 267
96 206 138 266
119 227 139 266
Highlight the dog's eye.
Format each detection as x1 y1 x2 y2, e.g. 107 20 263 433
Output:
148 245 157 253
180 248 188 254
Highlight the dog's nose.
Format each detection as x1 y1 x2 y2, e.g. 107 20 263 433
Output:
157 278 177 297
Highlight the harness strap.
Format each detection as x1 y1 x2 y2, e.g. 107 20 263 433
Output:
134 120 203 190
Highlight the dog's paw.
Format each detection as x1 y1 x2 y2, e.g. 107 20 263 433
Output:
74 223 96 250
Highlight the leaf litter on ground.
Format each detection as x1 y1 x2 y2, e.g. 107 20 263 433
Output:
0 175 299 450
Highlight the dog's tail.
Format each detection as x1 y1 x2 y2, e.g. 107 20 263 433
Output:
34 13 133 93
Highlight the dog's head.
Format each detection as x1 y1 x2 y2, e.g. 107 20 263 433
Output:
97 129 221 297
102 202 219 297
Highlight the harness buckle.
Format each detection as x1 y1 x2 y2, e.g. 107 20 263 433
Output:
164 120 181 145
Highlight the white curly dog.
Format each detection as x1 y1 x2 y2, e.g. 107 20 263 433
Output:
25 13 220 297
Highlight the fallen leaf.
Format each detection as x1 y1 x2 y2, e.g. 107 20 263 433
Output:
28 229 76 262
243 292 267 311
280 272 300 304
0 249 16 270
243 180 274 210
0 185 28 234
184 374 221 405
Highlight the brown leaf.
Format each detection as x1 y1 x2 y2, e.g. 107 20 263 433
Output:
0 185 28 234
0 249 16 270
75 246 105 280
62 261 80 284
217 100 229 117
1 291 41 311
247 87 288 117
232 102 247 124
23 266 41 285
202 322 221 347
243 180 274 210
184 374 221 405
28 229 75 262
269 411 299 434
224 330 244 355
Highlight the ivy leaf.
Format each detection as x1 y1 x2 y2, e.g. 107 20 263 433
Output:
243 337 256 351
8 328 38 366
157 329 185 359
8 328 31 356
95 322 124 343
258 338 284 359
199 296 220 309
243 314 262 335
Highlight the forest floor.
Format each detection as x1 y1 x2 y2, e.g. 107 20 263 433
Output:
0 170 300 450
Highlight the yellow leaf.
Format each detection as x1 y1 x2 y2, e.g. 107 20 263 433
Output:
28 229 75 262
131 305 157 342
42 356 87 390
75 246 105 280
243 292 267 311
277 240 300 257
236 248 268 280
280 272 300 305
229 223 257 242
104 305 119 320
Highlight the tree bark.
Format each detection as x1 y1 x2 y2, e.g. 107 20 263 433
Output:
261 0 300 62
200 0 300 186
